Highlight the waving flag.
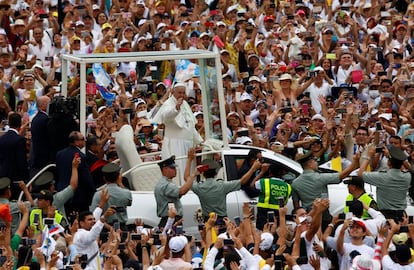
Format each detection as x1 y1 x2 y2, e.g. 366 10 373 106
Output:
48 223 64 236
41 226 56 257
92 63 116 106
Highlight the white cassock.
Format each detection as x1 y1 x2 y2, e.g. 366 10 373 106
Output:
152 95 203 184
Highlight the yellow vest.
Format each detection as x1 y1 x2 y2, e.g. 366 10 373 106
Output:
29 209 64 232
343 193 373 219
257 178 291 210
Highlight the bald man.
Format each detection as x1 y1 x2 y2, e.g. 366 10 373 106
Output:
30 95 51 174
153 83 202 184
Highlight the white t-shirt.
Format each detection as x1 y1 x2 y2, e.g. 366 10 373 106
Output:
382 255 414 270
339 243 374 270
305 81 332 114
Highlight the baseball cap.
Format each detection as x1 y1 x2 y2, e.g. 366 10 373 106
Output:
343 176 364 188
259 232 274 250
351 218 367 231
249 76 261 83
311 114 326 123
102 23 112 30
240 92 253 101
169 236 187 253
38 190 54 202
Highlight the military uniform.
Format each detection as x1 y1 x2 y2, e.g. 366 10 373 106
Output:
192 178 240 218
90 183 132 224
155 176 183 225
90 163 132 225
191 158 241 219
362 146 411 221
292 170 340 211
0 177 30 234
362 169 411 218
33 171 74 217
155 156 183 227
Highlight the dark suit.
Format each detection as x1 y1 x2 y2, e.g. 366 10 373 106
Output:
0 129 29 198
30 111 51 171
55 145 95 213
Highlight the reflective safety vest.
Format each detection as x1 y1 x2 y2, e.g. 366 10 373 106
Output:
257 178 291 210
29 208 64 232
343 193 374 219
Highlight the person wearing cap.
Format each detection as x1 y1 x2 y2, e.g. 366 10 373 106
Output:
134 118 155 147
337 217 374 270
238 91 255 121
152 82 203 185
272 73 309 109
220 50 237 82
251 163 292 230
5 18 27 55
90 163 132 226
159 235 192 269
185 148 254 221
291 151 359 229
55 131 95 214
381 219 412 269
74 189 116 270
34 157 80 217
29 189 68 232
343 176 378 219
358 145 411 221
154 154 195 228
0 177 32 234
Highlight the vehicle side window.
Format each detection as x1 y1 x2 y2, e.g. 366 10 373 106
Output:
224 155 240 181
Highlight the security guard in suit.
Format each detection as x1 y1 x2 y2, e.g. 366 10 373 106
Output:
343 176 378 219
358 145 411 221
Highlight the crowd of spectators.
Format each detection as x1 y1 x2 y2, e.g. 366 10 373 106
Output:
0 0 414 269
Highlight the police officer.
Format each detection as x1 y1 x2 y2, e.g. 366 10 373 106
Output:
155 155 195 228
253 165 292 230
343 176 378 219
90 163 132 228
358 145 411 221
33 155 80 217
292 151 358 230
0 178 33 234
29 190 68 232
185 148 257 221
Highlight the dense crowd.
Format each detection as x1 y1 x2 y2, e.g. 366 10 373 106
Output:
0 0 414 269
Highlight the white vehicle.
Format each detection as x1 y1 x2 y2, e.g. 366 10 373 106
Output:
126 143 303 233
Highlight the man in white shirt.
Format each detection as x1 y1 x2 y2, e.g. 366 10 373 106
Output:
74 189 115 270
337 218 374 270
